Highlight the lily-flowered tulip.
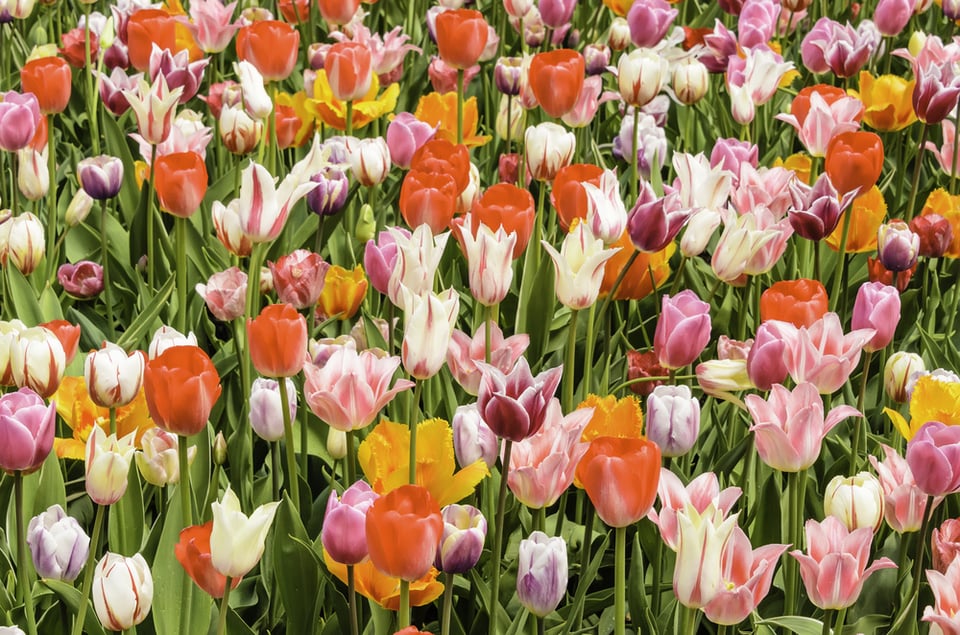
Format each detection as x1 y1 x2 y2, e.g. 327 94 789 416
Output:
710 211 780 281
10 325 65 398
435 9 488 70
322 480 379 565
179 0 239 54
673 503 740 608
801 18 877 77
906 421 960 496
401 288 459 380
869 444 931 533
92 553 153 630
824 472 885 531
924 556 960 632
27 504 89 581
143 345 221 436
775 90 863 158
196 267 247 321
517 531 567 617
577 435 661 527
122 74 184 146
649 469 742 550
366 484 443 581
782 312 874 394
248 378 297 442
0 91 41 152
851 281 900 352
135 427 195 486
268 250 329 311
790 516 896 610
85 427 136 505
84 343 145 408
646 385 701 457
581 169 628 244
0 387 56 474
20 56 72 114
447 323 528 396
77 155 124 201
726 47 795 124
303 347 414 431
175 522 241 599
459 217 516 307
528 49 584 118
654 290 712 370
237 20 299 82
525 122 576 181
153 151 208 218
436 504 486 574
234 60 272 121
211 486 280 578
148 45 208 104
476 357 562 442
745 382 861 472
702 527 788 625
233 160 319 243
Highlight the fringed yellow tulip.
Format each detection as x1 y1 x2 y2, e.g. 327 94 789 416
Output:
852 71 917 132
322 549 444 609
305 70 399 131
826 185 887 253
887 374 960 440
413 92 492 148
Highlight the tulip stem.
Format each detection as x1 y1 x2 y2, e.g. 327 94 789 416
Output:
216 576 232 635
784 470 804 617
952 113 960 196
583 303 596 395
563 309 579 412
348 565 360 635
456 69 465 146
615 526 626 635
906 124 928 222
147 145 157 292
908 496 935 610
45 119 58 283
408 380 423 484
15 474 37 635
175 216 188 334
630 106 640 205
484 306 493 365
820 610 832 635
278 377 301 511
271 441 281 502
441 572 454 635
828 205 854 314
72 503 105 635
398 580 410 629
850 350 873 473
489 439 513 635
346 429 356 484
346 100 354 138
102 199 116 339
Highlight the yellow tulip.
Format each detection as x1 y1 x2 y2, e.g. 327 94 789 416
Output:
413 92 492 148
578 394 645 442
774 152 813 186
886 374 960 440
305 70 399 131
826 185 887 253
322 549 444 609
851 71 917 132
316 265 368 320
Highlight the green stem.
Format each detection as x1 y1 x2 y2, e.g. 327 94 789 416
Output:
84 3 99 156
102 199 115 338
488 439 513 635
851 350 873 472
408 380 423 484
615 526 626 635
575 503 594 629
583 303 596 396
176 216 187 334
15 473 37 635
906 124 928 222
834 607 847 635
271 441 281 503
71 502 105 635
441 572 454 635
785 470 804 617
829 207 853 314
651 534 663 617
109 407 117 437
821 609 832 635
278 377 301 511
398 580 410 629
178 434 193 525
216 576 232 635
563 310 580 412
907 496 936 611
630 107 640 204
346 100 354 138
147 145 157 291
597 250 640 325
484 306 494 365
457 69 465 146
346 429 356 484
45 119 58 282
348 565 360 635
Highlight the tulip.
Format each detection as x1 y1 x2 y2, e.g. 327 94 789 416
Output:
92 553 154 630
219 103 262 155
148 45 208 105
436 504 486 574
760 279 829 328
884 351 925 403
366 484 443 581
57 261 104 299
316 265 368 320
924 556 960 632
933 519 960 573
20 56 71 114
552 163 604 230
143 345 221 436
85 427 136 505
322 480 379 565
824 472 885 532
122 74 184 146
126 9 176 71
625 349 667 397
726 47 795 124
386 113 437 170
147 326 197 360
471 183 535 258
627 185 689 253
452 404 499 469
906 421 960 496
247 377 297 442
528 49 584 118
525 122 576 181
180 0 240 54
447 323 529 396
153 151 208 218
476 357 563 442
617 48 668 108
195 267 247 322
709 138 758 185
0 90 41 152
516 531 567 617
410 138 470 193
210 486 280 578
672 57 710 105
745 382 861 472
435 9 488 70
175 522 240 599
869 444 931 533
16 146 47 201
232 160 318 243
654 290 711 370
650 469 742 550
268 250 329 311
248 303 308 378
77 155 124 201
326 42 373 103
494 57 523 95
909 37 960 125
877 220 920 272
318 0 359 24
307 168 350 216
645 385 701 457
0 387 56 474
789 174 857 241
9 325 64 398
577 435 661 527
781 312 875 394
702 527 788 625
401 289 459 380
790 516 896 610
349 137 391 187
673 503 740 608
0 320 25 387
542 222 619 310
211 199 253 256
851 281 900 352
237 20 299 82
27 504 89 581
581 169 627 244
824 130 884 196
910 212 953 257
364 229 405 295
84 343 146 409
800 18 877 78
746 321 793 391
737 0 780 48
460 217 516 307
134 427 194 486
775 90 863 158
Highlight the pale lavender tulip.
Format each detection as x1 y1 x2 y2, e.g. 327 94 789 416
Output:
196 267 247 322
249 378 297 442
517 531 567 617
322 481 378 565
27 504 89 581
646 385 701 457
436 504 486 573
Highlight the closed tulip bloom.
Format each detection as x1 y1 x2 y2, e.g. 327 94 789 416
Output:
452 404 499 468
471 183 536 258
824 130 884 195
878 220 920 272
618 48 668 108
76 155 123 201
674 503 740 608
248 303 308 378
517 531 567 617
17 145 47 201
0 90 40 152
542 222 620 310
57 261 104 299
435 9 488 70
364 228 405 295
672 57 710 105
325 42 373 102
746 382 861 472
234 60 272 121
143 345 221 436
760 278 829 328
460 217 516 306
220 103 262 154
92 553 154 630
884 351 925 403
746 320 793 391
84 343 146 408
626 0 677 47
147 326 197 360
85 427 136 505
627 186 689 253
318 0 359 24
237 20 299 82
248 378 297 442
646 385 701 457
782 312 875 394
910 213 953 258
175 522 240 599
196 267 247 322
909 39 960 125
386 113 437 170
824 472 885 531
322 480 379 565
153 151 208 218
316 265 368 320
20 56 71 114
211 199 252 257
875 0 913 35
789 173 857 241
211 486 280 578
654 290 711 370
348 137 391 187
122 74 184 146
906 421 960 496
869 444 930 533
366 484 443 581
582 170 627 244
525 122 576 181
307 168 349 216
0 212 44 276
476 357 563 442
10 325 64 398
27 504 89 581
528 49 584 118
790 516 896 610
269 250 329 310
401 288 459 380
303 347 414 432
851 281 900 352
126 9 175 72
576 435 661 527
0 387 56 474
436 504 486 574
135 427 195 486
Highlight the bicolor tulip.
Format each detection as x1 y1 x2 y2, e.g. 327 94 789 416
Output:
84 342 146 409
20 56 72 114
528 49 584 118
0 90 40 152
248 378 297 442
233 160 319 243
452 404 499 468
702 527 788 625
516 531 567 617
211 486 280 578
92 553 154 630
435 9 488 70
759 279 829 328
175 521 241 599
237 20 299 82
627 185 689 253
268 250 329 311
436 504 486 574
366 484 443 581
0 387 56 474
525 122 576 181
542 222 620 310
148 45 209 104
0 320 25 387
672 57 710 105
85 427 136 505
386 225 449 309
27 504 89 581
673 503 740 609
147 326 197 360
800 18 877 78
824 472 885 532
650 469 742 551
775 90 863 158
57 261 103 299
789 173 857 241
618 48 668 108
143 345 221 436
401 288 459 380
348 137 391 187
135 427 195 486
476 357 563 442
924 556 960 631
122 74 184 146
654 290 712 370
196 267 247 322
877 220 920 272
10 325 64 398
326 42 373 103
16 146 47 201
460 216 516 307
447 323 528 396
883 351 925 403
581 169 627 245
322 480 379 565
577 435 661 527
307 167 350 216
932 519 960 573
726 47 795 124
77 155 124 201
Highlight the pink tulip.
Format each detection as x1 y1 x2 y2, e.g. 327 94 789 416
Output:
178 0 240 53
654 290 711 370
196 267 247 322
874 0 915 36
649 469 741 551
775 91 863 158
626 0 677 48
507 399 592 509
741 208 794 276
788 173 857 241
322 481 378 565
0 387 56 474
924 556 960 632
149 44 209 104
781 312 875 394
446 323 529 396
428 57 480 94
702 527 788 625
452 404 499 468
906 421 960 496
746 320 794 391
737 0 780 49
709 138 757 186
0 91 41 152
731 163 795 218
899 36 960 124
745 382 861 472
932 518 960 573
560 75 604 129
851 282 900 352
475 357 563 442
726 47 794 124
926 120 960 175
269 249 330 310
386 113 437 170
800 18 876 78
97 68 142 117
363 228 407 296
303 347 415 431
790 516 896 610
870 444 935 533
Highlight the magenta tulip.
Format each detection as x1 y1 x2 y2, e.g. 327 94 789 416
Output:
654 290 712 370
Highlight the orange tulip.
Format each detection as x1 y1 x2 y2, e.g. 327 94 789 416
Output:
529 49 585 119
551 163 604 231
40 319 80 365
20 57 72 115
153 151 208 218
325 42 373 103
316 265 367 320
365 484 443 581
143 345 222 436
470 183 535 258
247 303 308 378
175 522 241 599
278 0 310 23
759 279 829 328
237 20 299 82
410 139 470 194
126 9 177 72
600 232 674 300
399 170 458 233
575 436 661 528
824 130 884 196
318 0 360 24
435 9 488 70
413 91 491 148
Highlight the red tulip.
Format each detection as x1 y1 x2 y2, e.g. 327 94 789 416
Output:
529 49 585 118
236 20 299 82
20 57 72 115
153 151 208 218
365 485 443 581
126 9 177 72
399 170 458 233
247 303 308 378
435 9 489 70
143 345 222 436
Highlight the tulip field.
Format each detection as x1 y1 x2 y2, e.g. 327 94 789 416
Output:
4 0 960 633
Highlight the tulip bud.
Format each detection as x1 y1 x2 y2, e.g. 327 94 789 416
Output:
516 531 567 617
608 17 631 51
355 203 376 243
11 325 65 398
0 212 45 275
85 428 137 505
645 385 701 457
494 56 524 95
17 146 48 201
306 168 350 216
944 0 960 19
884 351 925 403
213 431 228 466
672 57 709 105
349 137 391 187
135 427 196 486
248 377 298 442
65 189 95 227
27 504 90 581
878 220 919 272
436 504 487 573
824 472 884 532
92 553 153 631
908 31 927 57
583 44 611 76
851 281 900 352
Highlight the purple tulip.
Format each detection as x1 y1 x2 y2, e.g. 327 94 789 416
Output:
0 387 56 474
249 378 297 442
436 504 487 574
800 18 875 78
57 261 105 299
27 504 90 581
306 168 349 217
627 0 677 48
0 91 41 152
77 155 124 200
385 112 437 170
878 220 920 272
654 291 712 370
148 44 209 104
97 67 141 117
906 421 960 496
517 531 567 617
851 282 901 352
539 0 577 28
321 481 379 565
627 184 689 252
476 357 562 442
582 44 611 76
788 173 857 241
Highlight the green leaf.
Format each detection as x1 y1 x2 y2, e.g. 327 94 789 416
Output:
756 616 826 635
273 496 323 635
503 608 529 635
6 266 43 326
41 580 107 635
34 451 67 515
108 464 144 557
115 274 175 351
562 532 611 635
101 112 141 228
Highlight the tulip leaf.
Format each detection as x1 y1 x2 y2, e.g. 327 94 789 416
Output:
100 110 141 227
33 450 67 514
503 608 529 635
560 531 610 635
755 616 825 635
108 463 144 557
115 274 175 351
5 266 43 327
273 496 323 635
38 285 64 322
41 580 107 635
